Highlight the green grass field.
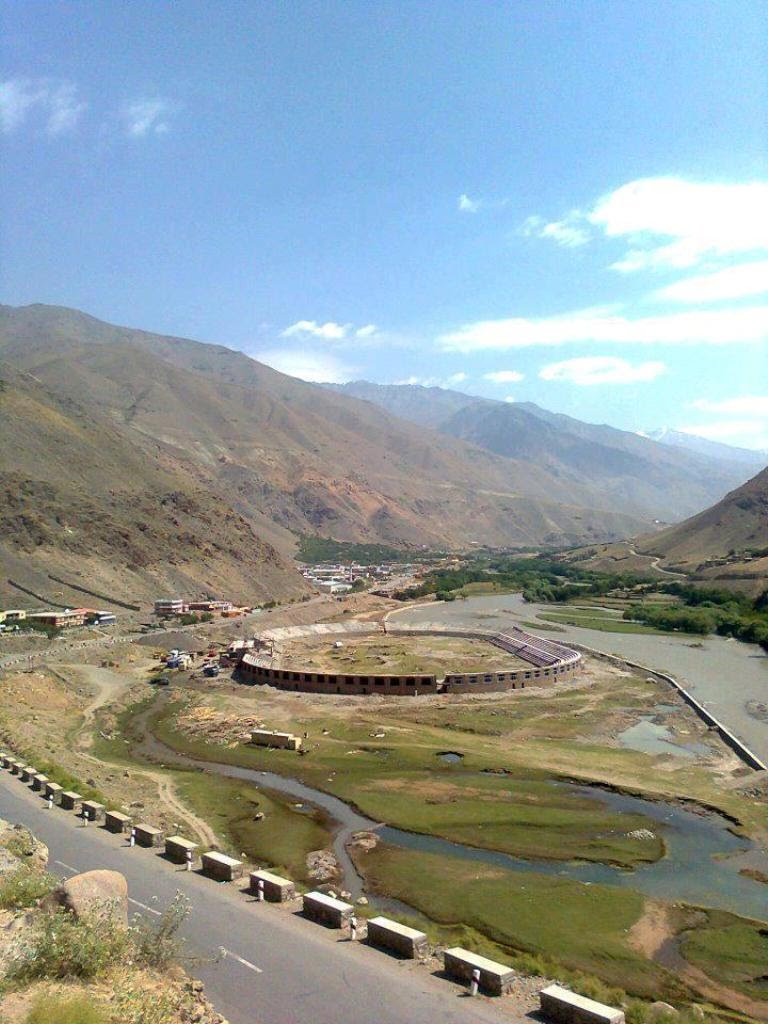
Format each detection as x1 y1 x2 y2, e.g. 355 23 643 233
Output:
536 612 673 635
359 844 675 999
173 771 330 883
680 913 768 1000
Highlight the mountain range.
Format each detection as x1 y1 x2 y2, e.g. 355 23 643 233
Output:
329 381 764 523
0 303 645 607
0 304 763 607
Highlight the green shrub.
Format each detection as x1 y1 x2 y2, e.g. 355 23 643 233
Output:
11 907 131 981
130 891 190 970
26 992 108 1024
0 866 56 909
109 984 184 1024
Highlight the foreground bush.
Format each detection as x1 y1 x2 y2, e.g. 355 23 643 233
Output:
26 991 108 1024
129 892 191 970
10 891 191 984
0 866 56 910
12 908 133 982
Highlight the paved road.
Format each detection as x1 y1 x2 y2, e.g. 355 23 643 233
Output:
0 771 515 1024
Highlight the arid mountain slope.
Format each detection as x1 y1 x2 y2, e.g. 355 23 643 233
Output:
330 381 760 522
632 465 768 591
0 304 648 606
0 366 309 608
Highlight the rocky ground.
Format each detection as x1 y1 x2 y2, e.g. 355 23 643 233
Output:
0 816 227 1024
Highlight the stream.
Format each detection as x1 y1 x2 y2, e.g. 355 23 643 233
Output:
134 704 768 919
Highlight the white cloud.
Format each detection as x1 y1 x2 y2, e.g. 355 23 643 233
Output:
678 420 768 450
678 395 768 451
483 370 525 383
503 396 516 403
691 395 768 417
45 82 87 135
539 356 667 386
257 348 354 384
653 261 768 304
355 324 378 338
523 177 768 273
522 212 590 248
438 304 768 351
458 194 481 214
123 98 173 137
393 373 468 388
281 320 349 341
0 77 85 135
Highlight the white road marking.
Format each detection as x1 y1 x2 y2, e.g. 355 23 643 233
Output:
221 948 263 973
53 859 80 874
128 897 161 916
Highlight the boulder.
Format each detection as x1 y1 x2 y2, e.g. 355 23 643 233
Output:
44 869 128 926
649 1002 679 1020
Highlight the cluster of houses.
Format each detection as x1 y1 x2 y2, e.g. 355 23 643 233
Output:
298 561 421 595
0 607 117 632
153 598 249 618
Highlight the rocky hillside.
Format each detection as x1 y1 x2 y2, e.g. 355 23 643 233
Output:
633 464 768 592
330 381 762 523
0 304 652 607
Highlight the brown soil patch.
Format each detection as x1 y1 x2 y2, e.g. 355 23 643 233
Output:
628 899 675 959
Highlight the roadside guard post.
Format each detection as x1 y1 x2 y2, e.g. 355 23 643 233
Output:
257 878 264 902
186 849 193 872
130 826 136 848
47 794 53 810
470 968 480 997
350 914 358 942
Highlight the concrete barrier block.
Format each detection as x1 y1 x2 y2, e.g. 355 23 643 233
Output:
60 791 83 811
539 985 625 1024
202 851 243 882
134 824 164 848
44 782 63 804
20 766 37 783
303 891 354 928
104 810 132 834
31 774 49 791
165 835 199 864
249 869 296 902
0 754 9 767
81 800 106 823
443 947 515 995
367 916 428 958
11 762 25 776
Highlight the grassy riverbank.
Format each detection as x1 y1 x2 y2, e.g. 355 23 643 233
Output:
358 843 672 998
150 698 665 868
173 772 330 883
536 611 673 635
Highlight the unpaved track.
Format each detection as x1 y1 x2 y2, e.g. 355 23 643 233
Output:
51 661 217 847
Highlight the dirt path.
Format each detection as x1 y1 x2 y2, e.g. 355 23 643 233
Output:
50 661 217 848
627 899 674 959
630 898 768 1017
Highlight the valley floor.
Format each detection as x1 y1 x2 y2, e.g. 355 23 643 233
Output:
0 594 766 1018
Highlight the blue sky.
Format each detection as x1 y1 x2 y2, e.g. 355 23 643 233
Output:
2 1 767 447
